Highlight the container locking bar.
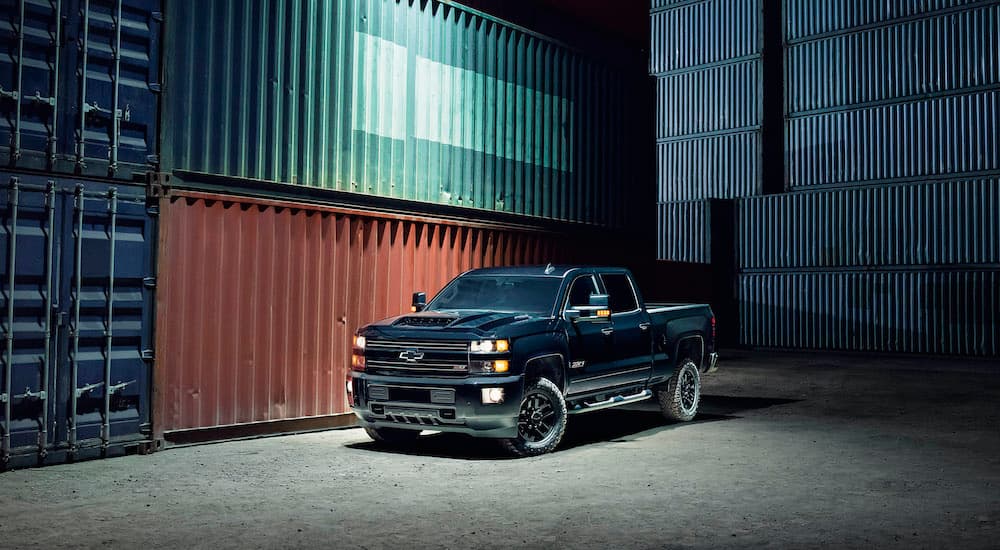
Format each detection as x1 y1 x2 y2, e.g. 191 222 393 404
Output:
100 189 119 448
3 178 21 463
39 181 56 456
69 185 85 450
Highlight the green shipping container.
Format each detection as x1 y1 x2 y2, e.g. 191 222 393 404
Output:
160 0 641 228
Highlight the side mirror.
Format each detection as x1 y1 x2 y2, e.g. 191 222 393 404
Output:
566 293 611 322
588 293 610 310
411 292 427 312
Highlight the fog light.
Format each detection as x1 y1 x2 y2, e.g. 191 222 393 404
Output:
481 387 504 404
493 360 509 373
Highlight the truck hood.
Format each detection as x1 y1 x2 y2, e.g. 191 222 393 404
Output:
363 310 556 339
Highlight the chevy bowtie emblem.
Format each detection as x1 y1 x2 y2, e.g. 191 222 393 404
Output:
399 349 425 362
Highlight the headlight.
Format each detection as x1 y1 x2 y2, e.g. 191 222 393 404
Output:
470 339 509 353
354 335 366 351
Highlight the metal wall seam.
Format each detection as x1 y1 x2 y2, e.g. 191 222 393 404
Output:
786 90 1000 188
649 0 762 75
784 0 989 42
657 200 711 263
153 188 620 436
739 269 1000 356
737 179 1000 269
786 3 1000 114
161 0 638 228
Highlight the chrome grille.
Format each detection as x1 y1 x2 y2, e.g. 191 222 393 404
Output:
366 339 469 377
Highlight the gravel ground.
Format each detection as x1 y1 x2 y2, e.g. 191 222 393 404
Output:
1 351 998 549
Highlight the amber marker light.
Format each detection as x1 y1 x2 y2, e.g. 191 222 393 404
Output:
493 360 510 373
596 309 611 317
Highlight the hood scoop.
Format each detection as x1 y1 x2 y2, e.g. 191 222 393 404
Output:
392 316 456 328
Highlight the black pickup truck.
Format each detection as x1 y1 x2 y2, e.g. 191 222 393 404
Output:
348 266 718 456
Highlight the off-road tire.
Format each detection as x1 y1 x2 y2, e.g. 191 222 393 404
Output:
364 426 421 446
501 378 568 457
658 359 701 422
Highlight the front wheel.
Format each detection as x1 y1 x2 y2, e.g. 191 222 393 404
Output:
657 359 701 422
500 378 568 457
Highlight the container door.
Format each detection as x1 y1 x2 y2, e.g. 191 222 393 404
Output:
57 180 153 452
1 171 153 467
1 177 60 463
0 0 61 167
67 0 162 177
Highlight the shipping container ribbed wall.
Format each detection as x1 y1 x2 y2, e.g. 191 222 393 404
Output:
0 0 161 180
784 1 999 190
160 0 639 228
657 200 711 263
783 0 988 41
737 179 1000 269
739 270 1000 356
651 0 762 262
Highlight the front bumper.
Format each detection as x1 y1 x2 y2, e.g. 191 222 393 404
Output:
350 372 524 438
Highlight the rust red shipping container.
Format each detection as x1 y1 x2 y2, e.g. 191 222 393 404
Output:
153 190 574 437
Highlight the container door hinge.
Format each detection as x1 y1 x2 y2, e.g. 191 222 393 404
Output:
152 11 163 22
0 393 7 404
148 83 161 93
141 349 155 361
143 277 156 289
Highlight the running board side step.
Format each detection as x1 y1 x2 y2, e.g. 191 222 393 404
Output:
568 389 653 415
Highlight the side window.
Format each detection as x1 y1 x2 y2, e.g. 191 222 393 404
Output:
566 276 598 309
600 273 638 313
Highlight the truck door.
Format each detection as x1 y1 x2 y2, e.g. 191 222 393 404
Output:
563 274 616 395
599 272 653 386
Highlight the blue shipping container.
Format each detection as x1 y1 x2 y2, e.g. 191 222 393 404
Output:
0 170 155 469
0 0 162 180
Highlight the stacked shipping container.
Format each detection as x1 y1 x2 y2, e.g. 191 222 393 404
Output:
151 0 642 439
1 0 161 467
2 0 642 463
738 1 1000 355
651 0 762 263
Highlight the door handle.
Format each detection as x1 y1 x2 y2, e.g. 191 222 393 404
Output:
638 322 651 331
601 327 614 336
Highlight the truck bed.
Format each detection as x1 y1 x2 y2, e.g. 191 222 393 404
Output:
646 303 711 314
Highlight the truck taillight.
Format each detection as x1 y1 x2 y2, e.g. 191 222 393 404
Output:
711 316 717 342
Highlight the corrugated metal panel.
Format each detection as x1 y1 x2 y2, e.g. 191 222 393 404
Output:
159 0 637 228
784 0 986 42
657 200 711 263
786 3 1000 113
656 60 761 138
1 170 155 468
737 179 1000 269
649 0 761 74
786 90 1000 188
657 132 761 201
739 270 1000 356
0 0 161 179
153 189 575 436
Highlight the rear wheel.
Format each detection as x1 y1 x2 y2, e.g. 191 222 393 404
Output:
364 426 421 446
658 359 701 422
501 378 568 457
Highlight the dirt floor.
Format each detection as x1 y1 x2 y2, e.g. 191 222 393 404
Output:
1 351 998 549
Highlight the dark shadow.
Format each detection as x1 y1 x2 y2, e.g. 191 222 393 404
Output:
698 394 801 416
345 395 798 460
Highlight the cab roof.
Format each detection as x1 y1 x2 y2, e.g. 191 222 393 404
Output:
462 265 627 278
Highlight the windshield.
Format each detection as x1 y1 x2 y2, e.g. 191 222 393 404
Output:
427 275 562 315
